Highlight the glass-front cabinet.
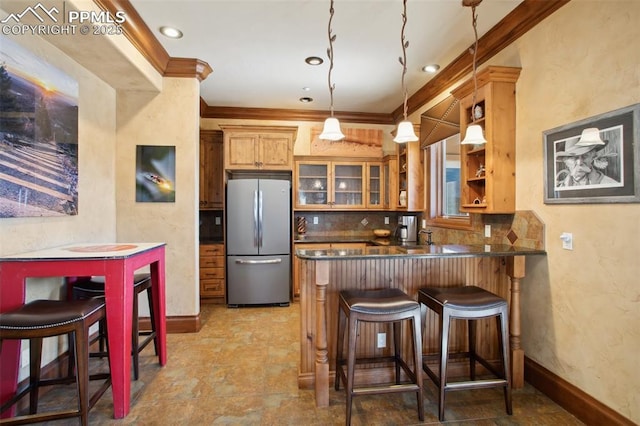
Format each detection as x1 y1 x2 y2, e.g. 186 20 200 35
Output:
295 158 372 209
296 162 329 207
367 162 383 209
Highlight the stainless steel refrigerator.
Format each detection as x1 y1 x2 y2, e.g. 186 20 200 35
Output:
226 179 291 306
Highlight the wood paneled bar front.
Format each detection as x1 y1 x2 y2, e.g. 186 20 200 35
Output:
295 244 546 407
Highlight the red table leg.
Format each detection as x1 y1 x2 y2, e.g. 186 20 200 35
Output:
104 266 134 418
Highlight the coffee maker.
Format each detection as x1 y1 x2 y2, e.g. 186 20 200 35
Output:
398 215 417 244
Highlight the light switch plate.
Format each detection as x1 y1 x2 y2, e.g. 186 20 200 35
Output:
313 217 319 225
560 232 573 250
384 217 389 225
484 224 491 238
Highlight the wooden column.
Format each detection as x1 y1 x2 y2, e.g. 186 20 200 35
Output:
506 255 526 388
314 261 330 407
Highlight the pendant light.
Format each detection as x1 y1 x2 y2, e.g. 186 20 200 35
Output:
460 0 487 145
319 0 345 141
393 0 418 143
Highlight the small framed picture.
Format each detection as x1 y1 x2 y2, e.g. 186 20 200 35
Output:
135 145 176 202
543 103 640 204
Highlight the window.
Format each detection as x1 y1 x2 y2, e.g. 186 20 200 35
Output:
425 134 471 229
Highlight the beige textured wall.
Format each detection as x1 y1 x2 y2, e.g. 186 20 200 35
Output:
511 2 639 422
116 78 201 317
0 32 118 378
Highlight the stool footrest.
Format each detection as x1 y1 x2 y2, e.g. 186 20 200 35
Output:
352 383 421 396
445 378 508 391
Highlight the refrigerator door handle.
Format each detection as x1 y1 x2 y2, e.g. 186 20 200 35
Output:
253 190 259 247
234 258 282 265
258 190 264 248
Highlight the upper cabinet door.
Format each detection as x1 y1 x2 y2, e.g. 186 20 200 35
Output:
295 161 330 209
221 125 297 171
199 130 224 209
366 162 383 209
331 162 365 209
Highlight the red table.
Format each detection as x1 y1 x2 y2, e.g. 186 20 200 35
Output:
0 242 167 419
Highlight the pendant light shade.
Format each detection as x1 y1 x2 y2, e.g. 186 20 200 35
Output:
394 121 419 143
460 124 487 145
319 117 345 141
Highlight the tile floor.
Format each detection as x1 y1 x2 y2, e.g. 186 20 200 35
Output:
20 303 583 425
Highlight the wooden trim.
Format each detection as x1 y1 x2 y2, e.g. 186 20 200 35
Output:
100 0 568 123
140 314 201 333
393 0 571 122
165 58 213 81
201 106 394 125
95 0 171 75
524 356 635 426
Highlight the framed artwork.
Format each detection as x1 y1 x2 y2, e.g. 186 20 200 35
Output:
543 103 640 204
135 145 175 202
0 36 79 217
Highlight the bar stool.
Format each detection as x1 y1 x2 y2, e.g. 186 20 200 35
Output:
335 288 424 425
418 286 512 421
0 299 111 426
69 273 157 380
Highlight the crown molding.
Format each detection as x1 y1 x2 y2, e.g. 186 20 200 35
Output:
165 58 213 81
391 0 571 122
97 0 569 123
94 0 212 81
200 106 395 125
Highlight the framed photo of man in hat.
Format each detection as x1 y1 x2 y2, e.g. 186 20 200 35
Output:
543 103 640 204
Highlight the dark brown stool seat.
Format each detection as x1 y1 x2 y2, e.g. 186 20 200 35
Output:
0 299 111 426
70 273 157 380
418 286 512 421
335 288 424 425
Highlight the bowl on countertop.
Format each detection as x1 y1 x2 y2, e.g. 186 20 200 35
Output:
373 229 391 238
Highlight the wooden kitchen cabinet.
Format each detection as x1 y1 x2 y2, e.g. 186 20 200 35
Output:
199 130 224 209
397 141 423 211
383 155 397 210
451 66 520 214
293 242 367 297
295 157 389 210
220 125 297 170
200 243 225 302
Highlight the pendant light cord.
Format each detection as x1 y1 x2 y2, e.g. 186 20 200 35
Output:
326 0 337 117
469 4 479 121
399 0 410 120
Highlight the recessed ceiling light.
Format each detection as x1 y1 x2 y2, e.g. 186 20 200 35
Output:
159 26 183 39
305 56 323 66
299 97 314 103
302 87 311 91
422 64 440 73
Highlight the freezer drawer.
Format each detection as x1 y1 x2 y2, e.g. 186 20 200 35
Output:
227 255 290 306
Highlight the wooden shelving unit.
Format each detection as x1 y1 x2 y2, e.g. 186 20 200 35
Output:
452 66 520 214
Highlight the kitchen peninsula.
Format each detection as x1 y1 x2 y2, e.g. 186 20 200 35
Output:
295 244 546 407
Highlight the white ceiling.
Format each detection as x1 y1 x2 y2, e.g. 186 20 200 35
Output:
130 0 522 114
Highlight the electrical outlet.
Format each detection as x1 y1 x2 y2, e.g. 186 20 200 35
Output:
384 217 389 225
313 216 319 225
377 332 386 348
215 216 221 225
484 224 491 238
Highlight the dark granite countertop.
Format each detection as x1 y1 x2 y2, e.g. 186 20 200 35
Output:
296 244 546 260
